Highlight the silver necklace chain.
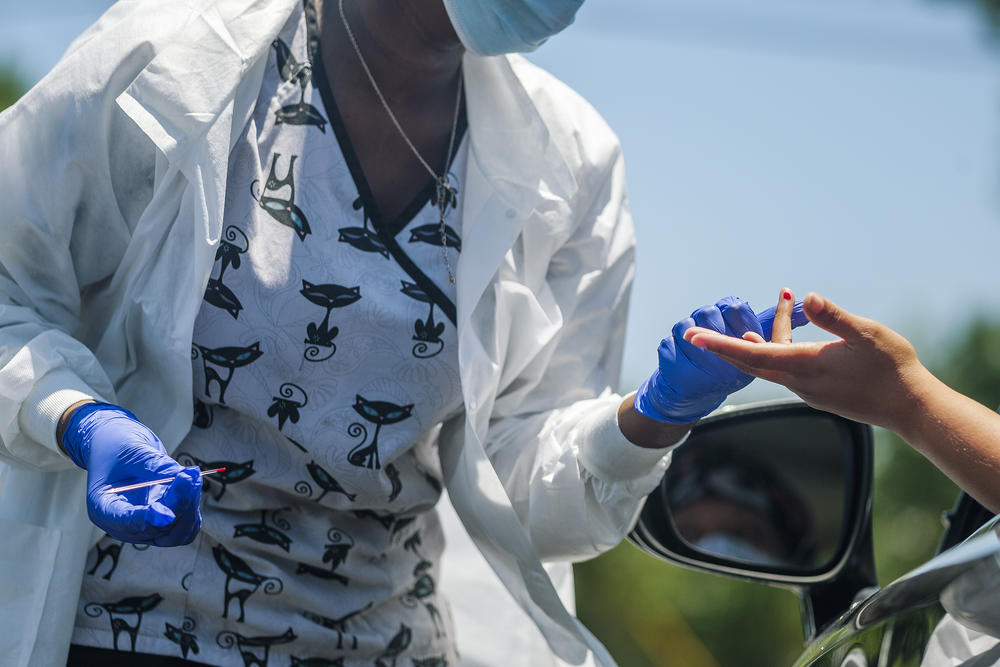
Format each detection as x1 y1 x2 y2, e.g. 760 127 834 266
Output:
338 0 462 283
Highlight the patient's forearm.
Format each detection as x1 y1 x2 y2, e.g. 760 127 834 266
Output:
895 367 1000 513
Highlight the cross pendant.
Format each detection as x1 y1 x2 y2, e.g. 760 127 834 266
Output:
435 179 457 225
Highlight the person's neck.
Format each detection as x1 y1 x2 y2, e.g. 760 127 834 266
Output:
323 0 464 103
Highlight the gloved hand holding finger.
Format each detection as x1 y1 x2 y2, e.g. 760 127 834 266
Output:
636 293 813 424
636 296 762 424
62 402 202 546
718 297 764 339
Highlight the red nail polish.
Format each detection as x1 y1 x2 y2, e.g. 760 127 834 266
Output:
782 291 792 300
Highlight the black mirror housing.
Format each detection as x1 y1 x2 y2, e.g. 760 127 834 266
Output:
629 400 876 638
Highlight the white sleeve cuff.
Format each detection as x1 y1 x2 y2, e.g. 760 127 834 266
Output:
575 398 687 483
18 367 104 458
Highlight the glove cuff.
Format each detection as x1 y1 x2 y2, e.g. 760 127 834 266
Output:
634 371 724 425
61 401 139 470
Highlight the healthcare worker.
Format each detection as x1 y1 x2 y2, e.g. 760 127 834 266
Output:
0 1 799 665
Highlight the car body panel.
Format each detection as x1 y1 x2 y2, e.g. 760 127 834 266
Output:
794 606 944 667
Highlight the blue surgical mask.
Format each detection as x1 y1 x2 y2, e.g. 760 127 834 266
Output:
442 0 585 56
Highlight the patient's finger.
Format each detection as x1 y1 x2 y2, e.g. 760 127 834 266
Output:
688 335 790 383
802 292 872 342
757 300 807 340
771 288 795 343
686 328 812 373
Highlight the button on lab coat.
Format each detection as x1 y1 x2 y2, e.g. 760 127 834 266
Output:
0 1 673 664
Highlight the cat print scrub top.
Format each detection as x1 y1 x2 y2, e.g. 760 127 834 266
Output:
71 3 466 664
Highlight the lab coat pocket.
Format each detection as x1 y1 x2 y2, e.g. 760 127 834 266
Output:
0 518 61 667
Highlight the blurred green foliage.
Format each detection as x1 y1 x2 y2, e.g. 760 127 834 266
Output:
875 317 1000 583
935 0 1000 31
576 317 1000 666
870 430 958 587
0 65 25 111
936 319 1000 410
576 544 803 667
972 0 1000 29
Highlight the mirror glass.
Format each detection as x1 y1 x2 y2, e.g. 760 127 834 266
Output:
664 412 849 572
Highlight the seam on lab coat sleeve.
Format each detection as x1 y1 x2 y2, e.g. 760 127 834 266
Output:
18 367 103 459
574 397 683 483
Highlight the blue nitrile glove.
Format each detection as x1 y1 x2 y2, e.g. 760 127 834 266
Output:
635 296 807 424
62 402 202 546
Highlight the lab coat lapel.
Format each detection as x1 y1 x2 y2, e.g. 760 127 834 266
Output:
115 0 296 241
443 56 616 665
456 54 578 336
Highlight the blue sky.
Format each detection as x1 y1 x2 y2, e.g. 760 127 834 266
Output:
3 0 997 404
529 0 1000 400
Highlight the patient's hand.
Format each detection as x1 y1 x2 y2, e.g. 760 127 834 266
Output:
683 289 923 433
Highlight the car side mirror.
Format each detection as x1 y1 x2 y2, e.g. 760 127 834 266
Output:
630 400 876 637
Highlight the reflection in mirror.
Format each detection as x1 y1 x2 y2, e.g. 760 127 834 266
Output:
665 413 849 572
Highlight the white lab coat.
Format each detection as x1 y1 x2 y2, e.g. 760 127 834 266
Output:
920 614 1000 666
0 1 673 665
